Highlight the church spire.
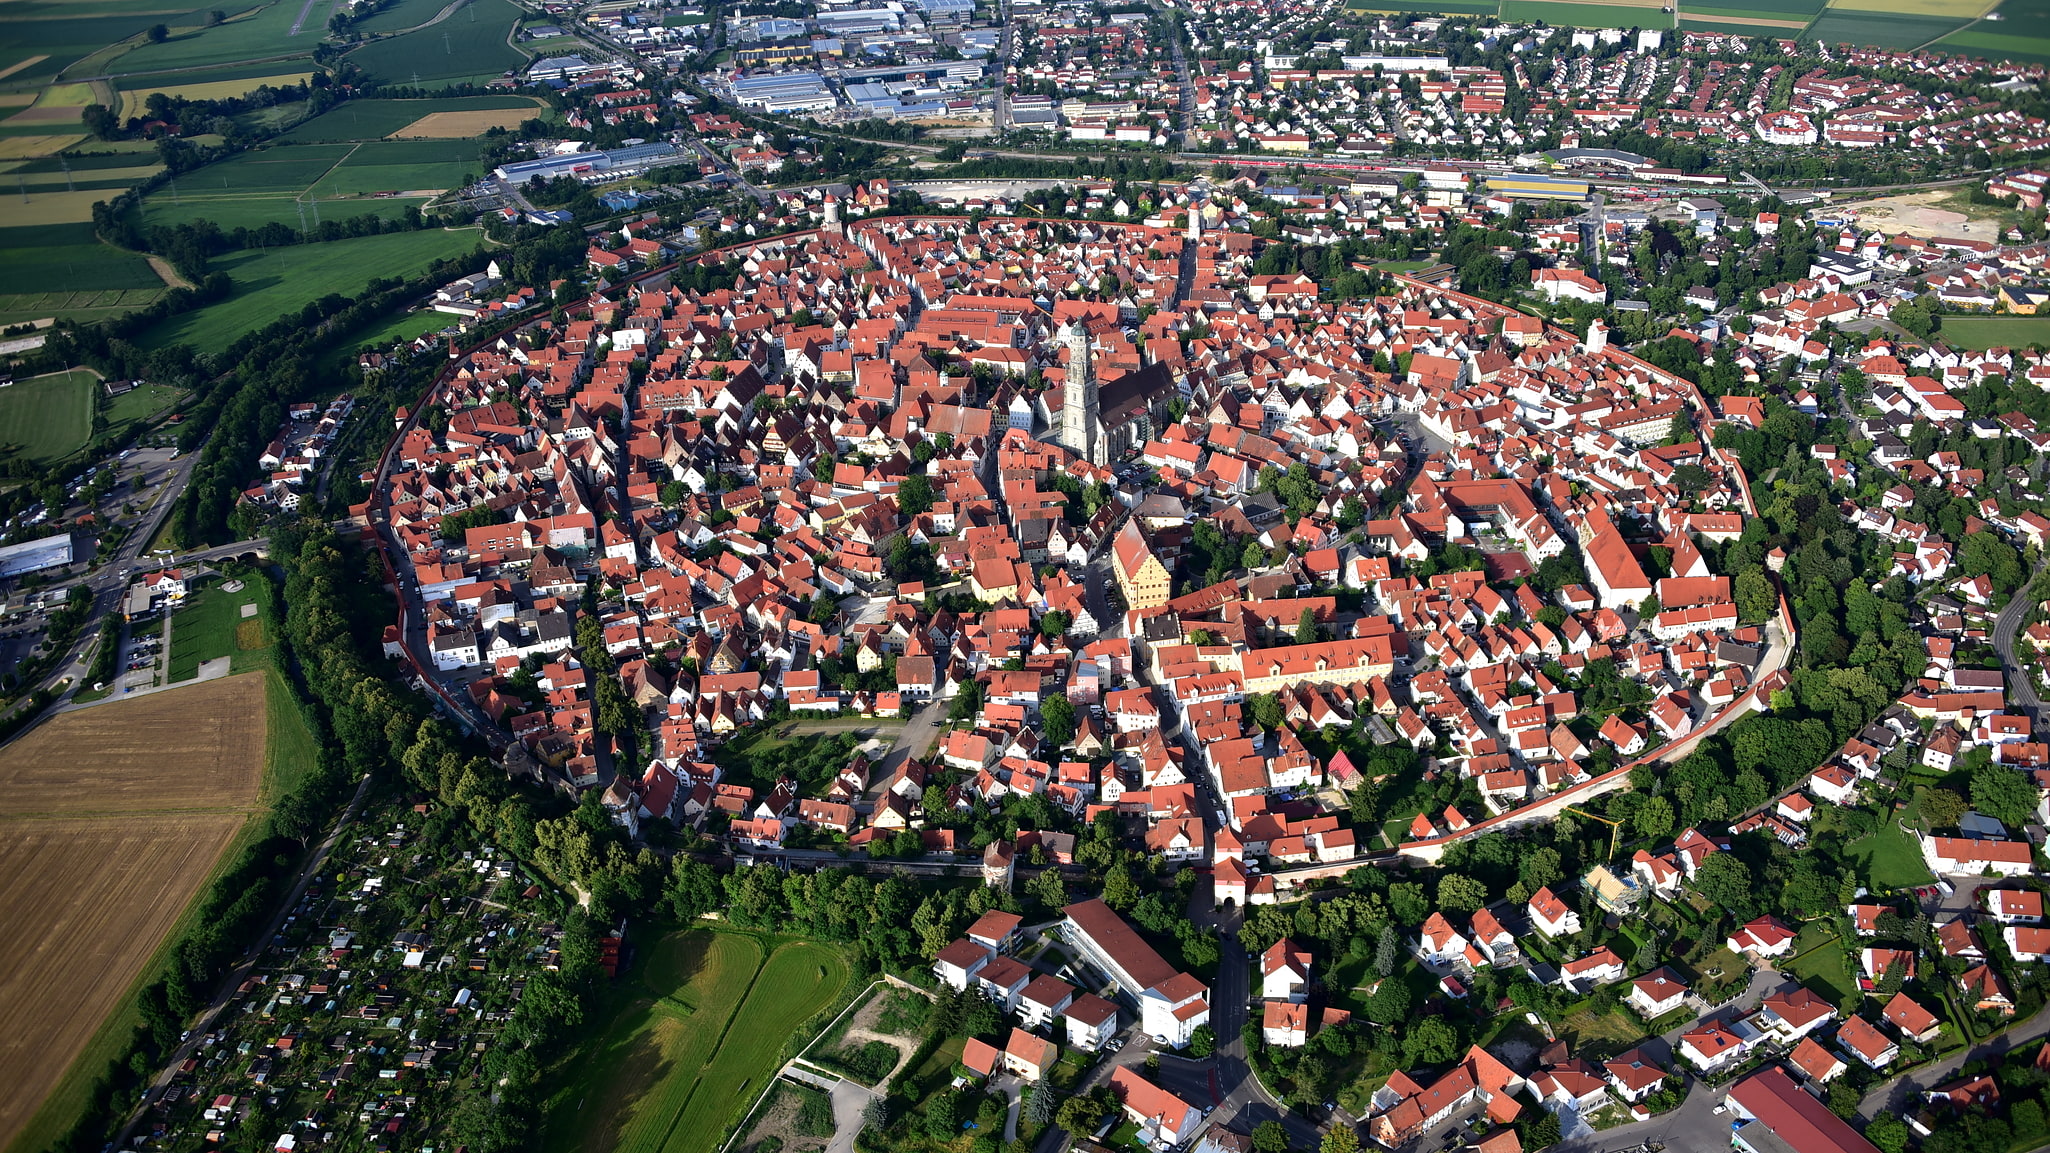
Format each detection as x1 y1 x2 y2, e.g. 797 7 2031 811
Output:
1060 320 1102 466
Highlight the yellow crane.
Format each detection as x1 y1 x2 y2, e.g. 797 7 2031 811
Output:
1564 806 1624 860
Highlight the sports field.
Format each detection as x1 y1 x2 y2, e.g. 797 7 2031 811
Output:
277 95 546 142
547 929 851 1153
0 673 270 1151
0 368 96 464
1938 315 2050 349
342 0 530 84
139 227 484 354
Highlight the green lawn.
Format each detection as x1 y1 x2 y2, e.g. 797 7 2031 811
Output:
98 380 185 447
1845 822 1935 891
0 369 95 464
138 228 485 355
1785 921 1855 1003
166 580 266 683
1938 315 2050 350
544 929 850 1153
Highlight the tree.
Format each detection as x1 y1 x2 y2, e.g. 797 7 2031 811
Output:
1373 923 1401 977
148 21 168 40
1250 693 1283 731
897 472 934 516
1041 609 1071 639
1252 1121 1291 1153
1519 847 1563 893
1692 851 1757 918
1026 1084 1059 1126
1028 866 1065 912
1521 1112 1562 1151
1041 694 1076 748
1919 786 1967 831
1635 795 1675 840
1402 1017 1457 1066
1189 1025 1216 1057
1826 1078 1861 1119
1436 873 1488 913
1971 764 2036 828
1865 1114 1908 1153
1735 567 1776 622
1056 1087 1115 1135
1365 976 1411 1025
1296 607 1319 645
1101 860 1140 912
1322 1125 1360 1153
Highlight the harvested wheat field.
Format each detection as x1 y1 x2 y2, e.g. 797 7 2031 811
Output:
390 108 535 138
0 813 245 1145
0 672 268 1149
0 672 266 816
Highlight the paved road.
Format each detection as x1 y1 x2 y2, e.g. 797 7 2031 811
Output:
108 773 375 1149
1994 569 2044 731
1858 1000 2050 1120
823 1073 877 1153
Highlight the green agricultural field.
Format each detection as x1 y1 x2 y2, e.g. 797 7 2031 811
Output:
139 227 484 354
1935 26 2050 57
1808 8 1970 43
1500 0 1670 25
110 0 320 77
137 141 468 230
545 929 850 1153
308 138 487 195
1345 0 1500 12
277 95 545 142
1983 0 2050 35
1686 0 1825 13
0 4 214 86
0 223 160 293
350 0 456 35
0 369 95 464
1937 315 2050 349
0 287 167 328
343 0 530 84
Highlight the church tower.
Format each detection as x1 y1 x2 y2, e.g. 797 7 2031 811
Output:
1187 204 1202 242
822 194 843 235
1060 321 1102 466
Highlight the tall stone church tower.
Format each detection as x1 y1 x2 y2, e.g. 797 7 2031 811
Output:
1060 321 1104 466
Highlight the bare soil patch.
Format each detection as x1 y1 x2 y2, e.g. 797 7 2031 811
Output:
389 107 534 138
1841 190 2007 242
1683 10 1810 24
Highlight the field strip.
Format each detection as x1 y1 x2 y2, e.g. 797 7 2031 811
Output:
1682 11 1811 25
0 804 266 819
1823 0 1993 11
303 140 362 201
0 56 47 83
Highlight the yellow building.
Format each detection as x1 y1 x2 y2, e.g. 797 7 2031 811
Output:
1112 522 1171 610
2000 286 2047 315
1236 636 1395 694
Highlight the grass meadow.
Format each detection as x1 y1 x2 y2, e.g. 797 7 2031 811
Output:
138 227 483 354
545 929 851 1153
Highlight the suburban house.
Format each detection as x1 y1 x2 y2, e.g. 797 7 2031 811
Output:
1109 1067 1203 1147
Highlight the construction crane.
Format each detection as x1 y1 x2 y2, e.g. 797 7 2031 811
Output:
1564 806 1624 860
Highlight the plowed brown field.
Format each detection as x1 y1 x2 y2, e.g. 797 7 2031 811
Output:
0 673 267 1149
